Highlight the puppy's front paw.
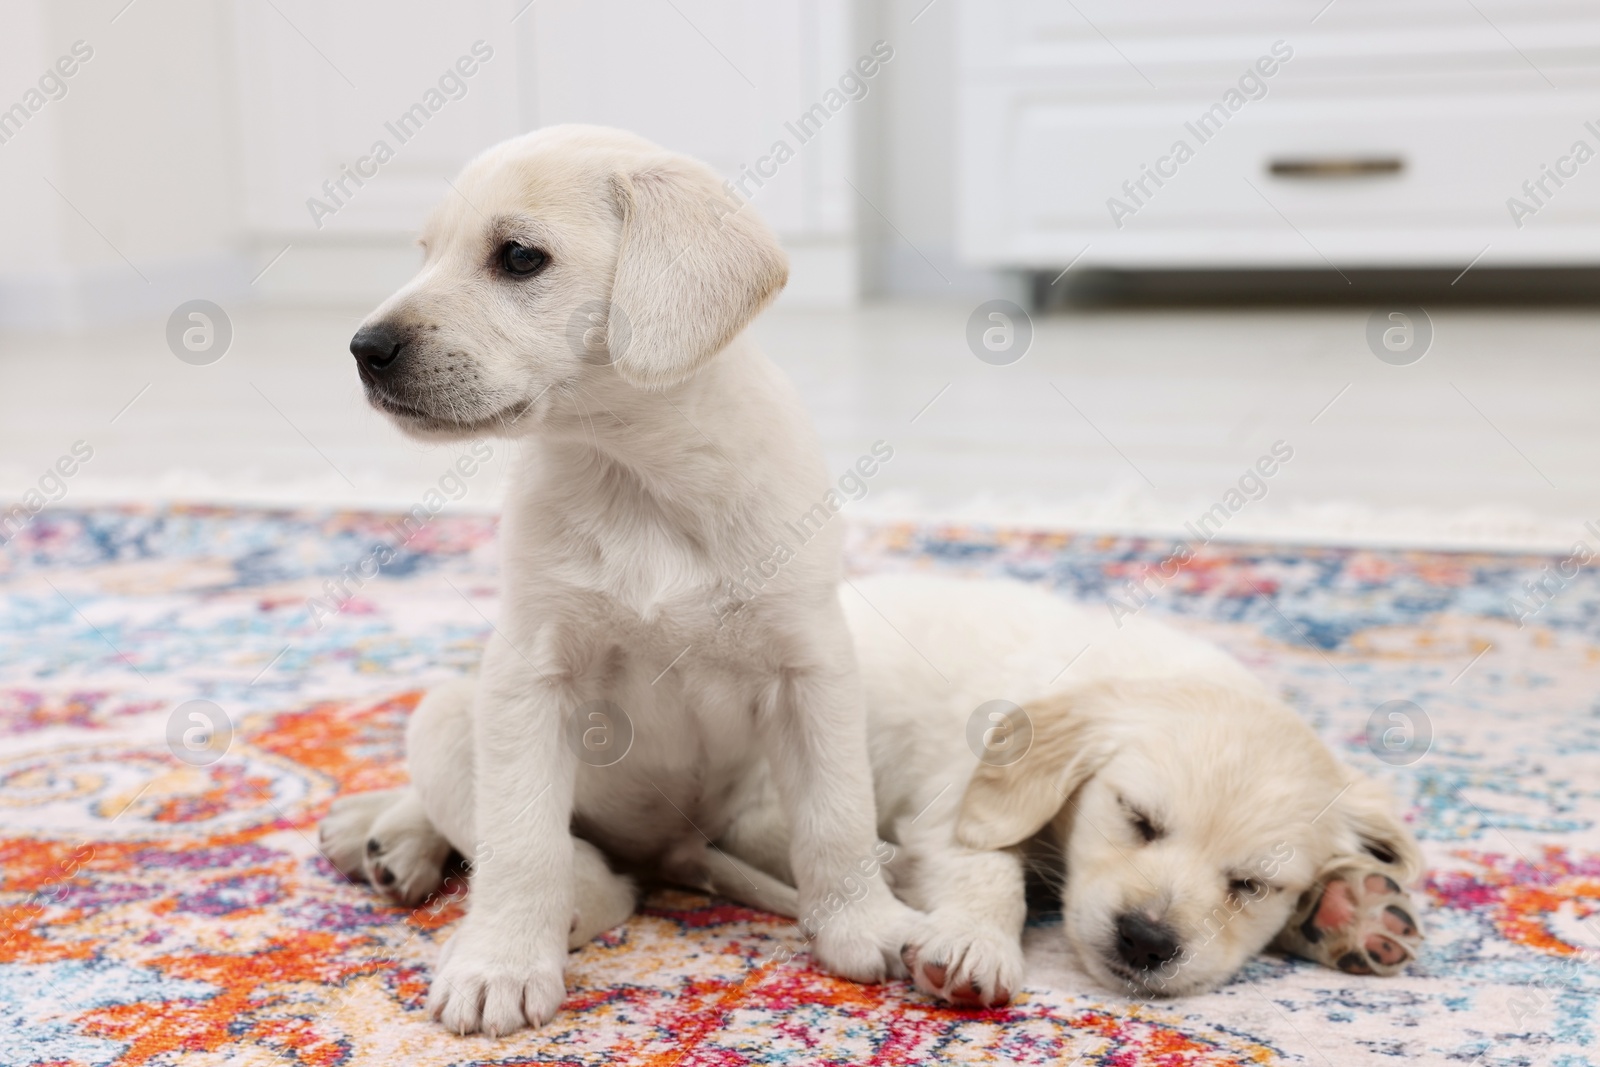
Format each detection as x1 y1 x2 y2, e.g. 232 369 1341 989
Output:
808 889 919 983
1273 860 1423 977
900 912 1023 1008
427 921 567 1036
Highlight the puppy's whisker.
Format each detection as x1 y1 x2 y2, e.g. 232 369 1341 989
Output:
570 383 636 441
490 391 521 437
574 390 601 452
1020 857 1066 900
1020 854 1064 879
553 381 584 437
1020 840 1066 883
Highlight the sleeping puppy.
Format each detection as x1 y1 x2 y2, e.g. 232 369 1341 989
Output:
829 574 1427 1002
319 125 916 1036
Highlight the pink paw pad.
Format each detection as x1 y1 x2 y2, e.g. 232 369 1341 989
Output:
1272 861 1423 978
900 943 1010 1009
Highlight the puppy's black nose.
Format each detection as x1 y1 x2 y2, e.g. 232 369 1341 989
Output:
1115 911 1181 971
350 324 405 374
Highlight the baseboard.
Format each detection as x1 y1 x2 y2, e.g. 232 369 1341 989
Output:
874 241 1022 301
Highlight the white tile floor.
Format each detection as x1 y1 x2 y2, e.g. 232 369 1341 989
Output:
2 300 1595 550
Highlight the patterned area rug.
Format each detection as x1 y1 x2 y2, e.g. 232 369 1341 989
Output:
3 506 1597 1066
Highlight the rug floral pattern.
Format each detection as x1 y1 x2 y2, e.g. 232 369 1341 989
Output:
2 506 1597 1065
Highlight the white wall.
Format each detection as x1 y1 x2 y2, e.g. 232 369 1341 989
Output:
232 0 869 309
0 0 244 330
0 0 971 331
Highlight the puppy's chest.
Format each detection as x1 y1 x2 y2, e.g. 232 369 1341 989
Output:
542 520 730 628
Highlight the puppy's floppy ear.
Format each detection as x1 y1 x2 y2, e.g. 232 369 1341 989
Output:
606 161 788 390
1332 771 1424 883
956 688 1113 851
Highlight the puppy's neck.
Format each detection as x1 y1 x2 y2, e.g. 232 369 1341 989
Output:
520 335 819 555
538 351 753 495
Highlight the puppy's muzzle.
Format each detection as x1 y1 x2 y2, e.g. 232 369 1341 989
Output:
1114 911 1182 972
350 323 406 377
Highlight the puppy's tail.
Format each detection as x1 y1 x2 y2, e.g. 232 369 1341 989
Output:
704 849 799 918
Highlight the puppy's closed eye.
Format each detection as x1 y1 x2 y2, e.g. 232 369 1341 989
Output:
1362 839 1398 865
1121 799 1163 843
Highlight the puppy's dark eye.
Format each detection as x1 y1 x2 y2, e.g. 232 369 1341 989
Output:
499 242 546 276
1229 878 1264 898
1131 812 1160 843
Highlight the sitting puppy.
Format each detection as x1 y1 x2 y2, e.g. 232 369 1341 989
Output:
331 573 1424 1008
320 125 915 1036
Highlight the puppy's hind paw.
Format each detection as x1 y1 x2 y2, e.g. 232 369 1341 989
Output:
318 787 455 908
1273 858 1423 977
363 789 455 907
319 788 406 882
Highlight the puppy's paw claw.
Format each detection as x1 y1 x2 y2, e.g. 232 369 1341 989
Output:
901 914 1020 1009
318 789 405 882
1274 860 1423 977
320 788 454 907
427 927 566 1035
362 811 453 907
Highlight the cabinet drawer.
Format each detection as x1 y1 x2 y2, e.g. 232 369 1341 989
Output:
961 87 1600 257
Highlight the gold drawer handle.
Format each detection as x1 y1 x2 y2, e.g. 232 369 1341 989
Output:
1269 157 1404 178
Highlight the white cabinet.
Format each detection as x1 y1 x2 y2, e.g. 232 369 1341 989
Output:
957 0 1600 270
